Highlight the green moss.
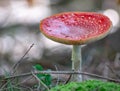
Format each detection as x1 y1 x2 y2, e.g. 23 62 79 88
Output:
50 80 120 91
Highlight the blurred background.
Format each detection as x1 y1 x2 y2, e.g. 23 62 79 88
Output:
0 0 120 85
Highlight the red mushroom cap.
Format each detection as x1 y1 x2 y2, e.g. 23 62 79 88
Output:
40 12 112 45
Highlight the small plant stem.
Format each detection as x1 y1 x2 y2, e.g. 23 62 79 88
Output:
31 72 50 91
71 45 82 82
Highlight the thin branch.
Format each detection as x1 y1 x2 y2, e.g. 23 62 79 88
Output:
54 65 60 85
64 74 72 84
106 64 120 79
31 71 50 91
15 76 33 86
11 43 34 74
0 44 34 89
0 78 13 90
1 71 120 83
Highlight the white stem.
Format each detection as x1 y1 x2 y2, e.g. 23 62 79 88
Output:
71 45 82 81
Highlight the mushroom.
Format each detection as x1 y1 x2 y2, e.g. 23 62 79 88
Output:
40 12 112 81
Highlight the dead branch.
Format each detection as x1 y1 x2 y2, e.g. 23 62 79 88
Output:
0 71 120 83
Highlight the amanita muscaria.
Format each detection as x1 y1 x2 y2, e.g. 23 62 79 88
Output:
40 12 112 81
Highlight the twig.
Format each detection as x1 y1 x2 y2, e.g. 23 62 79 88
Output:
64 74 72 84
11 43 34 74
18 85 33 91
15 76 33 86
106 64 120 79
0 44 34 90
0 78 13 90
31 71 50 91
1 71 120 83
32 72 41 91
54 65 60 85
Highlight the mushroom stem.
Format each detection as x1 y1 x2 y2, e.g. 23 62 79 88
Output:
71 45 82 82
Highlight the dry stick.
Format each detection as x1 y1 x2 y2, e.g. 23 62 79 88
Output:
0 44 34 90
106 64 120 79
31 71 50 91
54 65 60 85
11 43 34 74
1 76 34 91
64 74 72 84
1 71 120 83
65 69 82 84
16 76 33 87
18 85 33 91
